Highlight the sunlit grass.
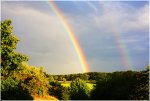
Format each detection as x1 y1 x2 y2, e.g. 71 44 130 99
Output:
61 83 70 87
86 83 95 90
61 81 95 91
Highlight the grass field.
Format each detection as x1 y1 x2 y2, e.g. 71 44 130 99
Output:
61 83 70 88
86 83 95 90
61 81 95 91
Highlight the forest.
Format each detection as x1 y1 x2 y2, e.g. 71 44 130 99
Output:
1 20 149 100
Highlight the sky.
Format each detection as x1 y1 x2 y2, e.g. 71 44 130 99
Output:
1 0 149 74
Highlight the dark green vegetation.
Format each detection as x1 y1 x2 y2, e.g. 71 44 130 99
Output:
91 70 149 100
70 78 90 100
1 20 149 100
49 69 149 100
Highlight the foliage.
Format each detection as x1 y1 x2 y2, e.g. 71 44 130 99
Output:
1 76 33 100
49 81 70 100
70 78 90 100
0 20 54 100
130 69 149 99
79 73 89 81
1 20 28 76
12 62 50 97
48 75 54 82
52 72 108 81
49 81 62 99
63 78 66 83
91 70 149 100
61 87 70 100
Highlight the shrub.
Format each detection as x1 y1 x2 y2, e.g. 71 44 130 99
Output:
70 78 90 100
61 87 70 100
49 81 62 99
1 77 33 100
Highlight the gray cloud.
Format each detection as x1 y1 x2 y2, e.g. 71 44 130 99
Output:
2 1 149 74
65 1 149 71
2 2 83 74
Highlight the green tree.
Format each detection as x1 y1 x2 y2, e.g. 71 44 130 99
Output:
130 68 149 100
69 74 77 81
49 81 62 99
63 78 66 83
80 74 89 81
70 78 90 100
91 70 149 100
1 20 28 76
61 87 70 100
53 75 58 80
1 77 32 100
1 20 31 100
48 75 54 82
1 20 52 100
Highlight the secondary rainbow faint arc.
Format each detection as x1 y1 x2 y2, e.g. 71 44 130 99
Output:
99 2 133 70
47 1 89 73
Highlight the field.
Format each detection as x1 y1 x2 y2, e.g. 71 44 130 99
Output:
61 81 95 91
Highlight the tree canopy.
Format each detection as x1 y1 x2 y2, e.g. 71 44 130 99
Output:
1 20 57 100
1 20 28 75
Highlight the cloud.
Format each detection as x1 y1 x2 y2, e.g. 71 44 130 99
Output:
67 1 149 34
2 2 83 74
2 1 149 73
64 1 149 70
66 1 149 46
86 1 98 14
120 4 149 32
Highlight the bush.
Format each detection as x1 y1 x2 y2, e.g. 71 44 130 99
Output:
1 77 33 100
49 81 62 99
70 78 90 100
61 87 70 100
49 81 70 100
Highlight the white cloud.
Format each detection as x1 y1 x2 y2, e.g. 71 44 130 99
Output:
66 2 149 54
120 4 149 32
67 2 149 35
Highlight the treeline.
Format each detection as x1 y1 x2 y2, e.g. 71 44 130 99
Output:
1 20 149 100
47 69 149 100
47 72 103 82
91 69 149 100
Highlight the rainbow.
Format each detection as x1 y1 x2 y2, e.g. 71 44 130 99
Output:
112 27 132 70
47 1 89 73
99 2 133 70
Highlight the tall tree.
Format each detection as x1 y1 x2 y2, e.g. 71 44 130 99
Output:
1 20 28 76
1 20 32 100
1 20 54 100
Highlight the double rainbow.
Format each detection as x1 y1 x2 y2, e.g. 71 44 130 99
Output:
47 1 133 72
47 1 89 73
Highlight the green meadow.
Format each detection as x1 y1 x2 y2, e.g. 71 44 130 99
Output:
61 81 95 91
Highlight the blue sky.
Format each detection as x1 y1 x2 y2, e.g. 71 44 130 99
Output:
1 1 149 74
